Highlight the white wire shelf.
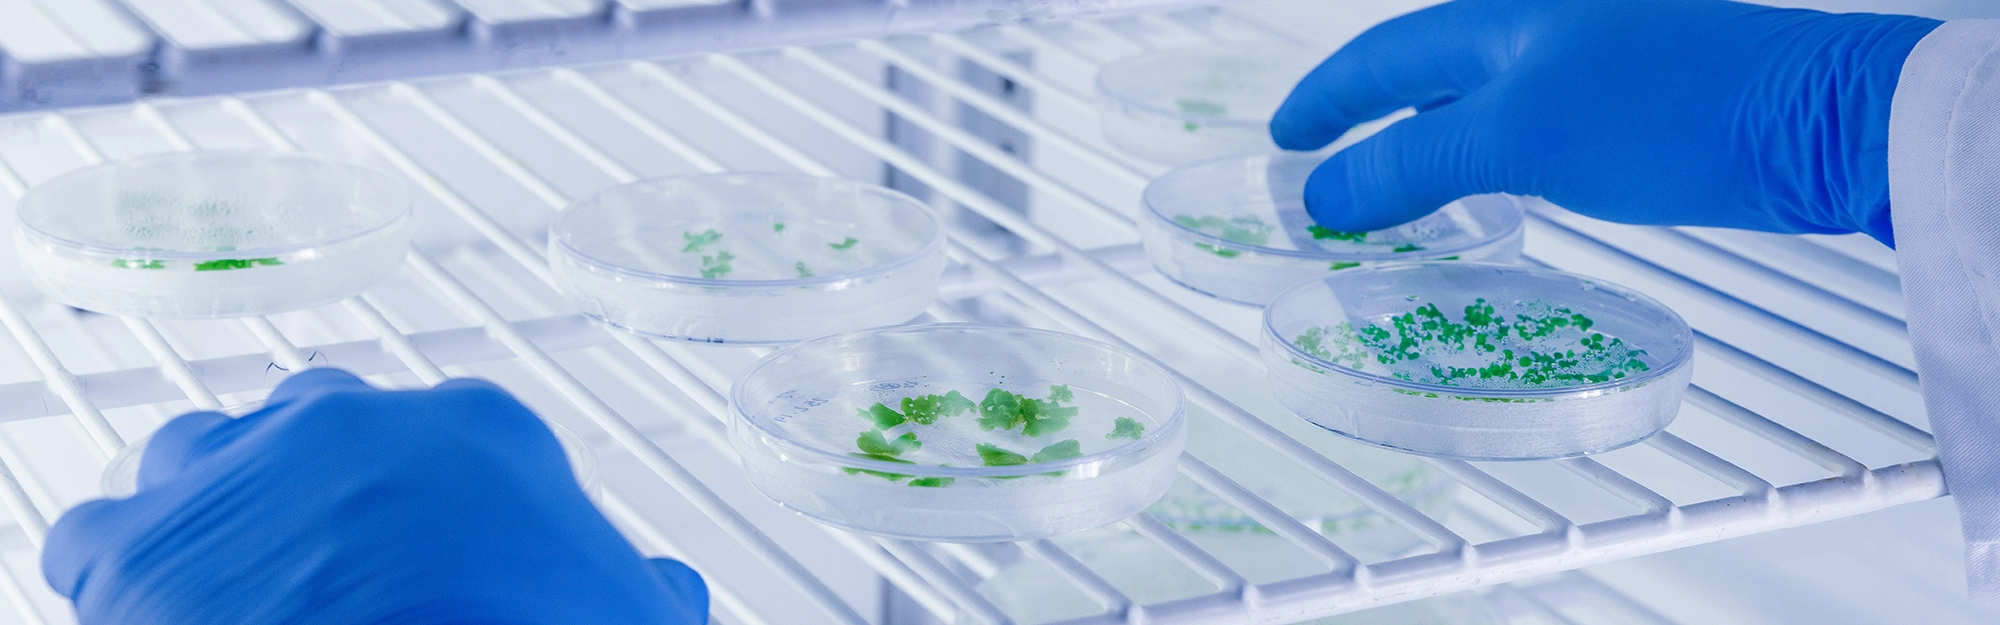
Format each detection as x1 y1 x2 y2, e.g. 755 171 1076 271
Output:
0 3 1939 624
0 0 1225 110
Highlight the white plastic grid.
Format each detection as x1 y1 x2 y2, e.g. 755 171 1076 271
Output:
0 4 1941 624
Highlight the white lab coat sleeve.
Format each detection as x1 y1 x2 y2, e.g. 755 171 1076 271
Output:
1889 18 2000 609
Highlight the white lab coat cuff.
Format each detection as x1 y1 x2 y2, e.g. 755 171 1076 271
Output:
1890 17 2000 610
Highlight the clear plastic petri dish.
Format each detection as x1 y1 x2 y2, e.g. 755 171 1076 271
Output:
550 173 947 345
15 151 414 318
101 403 599 500
1261 263 1694 461
1095 45 1322 166
1143 152 1525 306
730 323 1187 542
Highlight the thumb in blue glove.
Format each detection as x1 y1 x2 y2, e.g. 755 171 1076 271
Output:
1270 0 1939 246
43 368 707 624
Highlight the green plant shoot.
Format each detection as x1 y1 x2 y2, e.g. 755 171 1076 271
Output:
1107 417 1145 440
681 229 722 253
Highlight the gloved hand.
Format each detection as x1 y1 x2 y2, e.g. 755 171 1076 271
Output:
42 368 708 624
1271 0 1941 246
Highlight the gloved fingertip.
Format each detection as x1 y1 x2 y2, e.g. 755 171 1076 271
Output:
266 368 374 407
431 377 507 395
41 499 125 599
1301 153 1374 232
1269 104 1341 152
646 558 710 624
137 410 233 491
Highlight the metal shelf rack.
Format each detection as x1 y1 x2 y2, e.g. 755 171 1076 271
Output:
0 3 1938 623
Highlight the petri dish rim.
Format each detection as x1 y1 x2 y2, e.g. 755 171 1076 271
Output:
1094 44 1317 129
1144 152 1527 262
732 322 1187 479
1263 261 1694 399
553 173 946 289
16 151 413 261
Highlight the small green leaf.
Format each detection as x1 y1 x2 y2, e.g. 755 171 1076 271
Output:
859 402 907 429
1329 261 1362 271
1306 225 1368 242
1194 242 1241 258
795 261 813 278
900 395 944 425
856 430 921 458
773 222 786 232
193 258 281 271
682 229 722 253
907 476 954 488
699 251 734 279
1046 384 1073 404
829 237 859 250
842 452 913 481
1392 243 1425 253
939 390 976 418
1021 402 1077 438
1029 439 1082 463
977 388 1025 431
977 443 1028 467
1107 417 1145 440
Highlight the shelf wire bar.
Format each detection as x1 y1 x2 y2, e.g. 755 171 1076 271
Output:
856 39 1152 189
0 560 48 625
1644 433 1773 498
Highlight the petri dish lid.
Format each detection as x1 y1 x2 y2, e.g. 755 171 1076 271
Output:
1264 262 1694 398
1145 152 1525 261
552 173 944 287
1096 45 1323 129
17 151 411 261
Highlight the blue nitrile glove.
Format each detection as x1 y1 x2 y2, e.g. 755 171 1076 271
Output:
1271 0 1940 246
41 368 707 624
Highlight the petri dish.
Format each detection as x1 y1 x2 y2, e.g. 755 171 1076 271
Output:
550 173 947 345
1143 152 1524 306
1095 45 1321 166
729 323 1187 542
15 151 414 318
101 404 599 500
1261 263 1693 461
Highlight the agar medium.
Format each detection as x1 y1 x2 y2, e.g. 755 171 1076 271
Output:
730 323 1186 542
1262 263 1693 460
16 152 414 318
1143 152 1524 306
549 173 945 344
